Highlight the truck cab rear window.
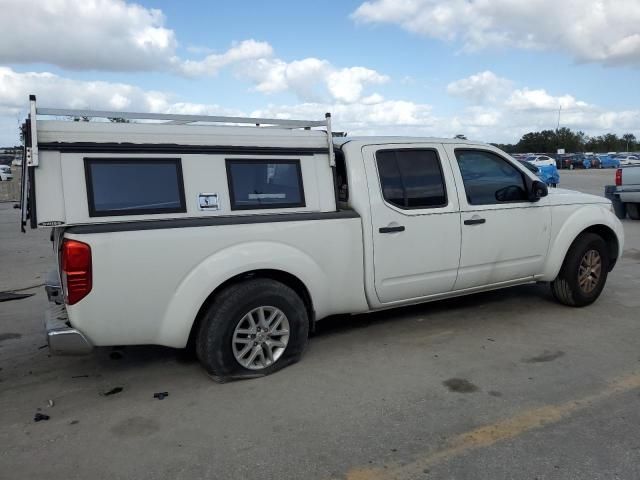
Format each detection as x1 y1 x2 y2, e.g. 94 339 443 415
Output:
85 158 186 217
226 159 305 210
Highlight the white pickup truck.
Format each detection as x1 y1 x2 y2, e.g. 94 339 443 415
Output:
615 166 640 219
21 96 624 379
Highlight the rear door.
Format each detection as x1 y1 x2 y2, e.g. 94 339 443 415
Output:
445 145 551 290
363 144 461 304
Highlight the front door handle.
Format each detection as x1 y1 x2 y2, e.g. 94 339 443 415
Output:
379 225 405 233
464 217 486 226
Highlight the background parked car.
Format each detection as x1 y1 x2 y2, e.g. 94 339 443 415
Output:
596 154 620 168
517 159 559 187
0 165 13 181
617 155 640 166
583 155 600 169
557 153 587 169
525 154 556 167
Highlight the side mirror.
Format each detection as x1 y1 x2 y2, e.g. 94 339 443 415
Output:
529 180 548 202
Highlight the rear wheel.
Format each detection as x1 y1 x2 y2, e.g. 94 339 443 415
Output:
627 203 640 220
551 233 609 307
196 278 309 380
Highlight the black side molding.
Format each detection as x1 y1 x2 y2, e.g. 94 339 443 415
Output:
65 210 360 234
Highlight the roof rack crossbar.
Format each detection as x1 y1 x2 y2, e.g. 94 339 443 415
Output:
36 107 327 129
30 95 336 167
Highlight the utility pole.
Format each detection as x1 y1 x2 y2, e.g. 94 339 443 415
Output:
555 105 562 154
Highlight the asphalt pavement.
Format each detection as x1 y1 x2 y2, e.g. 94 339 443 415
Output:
1 169 639 480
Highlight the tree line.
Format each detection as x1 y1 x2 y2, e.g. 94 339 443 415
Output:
492 128 637 154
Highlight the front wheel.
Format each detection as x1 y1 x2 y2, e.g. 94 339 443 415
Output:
196 278 309 380
551 233 609 307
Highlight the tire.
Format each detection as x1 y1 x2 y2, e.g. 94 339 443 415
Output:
196 278 309 380
627 203 640 220
551 233 609 307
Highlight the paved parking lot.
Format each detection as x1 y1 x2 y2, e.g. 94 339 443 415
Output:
1 169 639 480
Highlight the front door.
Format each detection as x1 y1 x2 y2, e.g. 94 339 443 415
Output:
364 145 461 304
445 146 551 290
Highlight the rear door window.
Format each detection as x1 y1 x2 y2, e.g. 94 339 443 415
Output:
226 159 305 210
85 158 186 217
376 149 447 209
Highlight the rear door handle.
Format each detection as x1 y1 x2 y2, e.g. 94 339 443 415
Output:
379 225 405 233
464 217 486 226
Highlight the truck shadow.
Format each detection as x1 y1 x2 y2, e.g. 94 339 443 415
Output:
81 283 553 373
314 282 553 337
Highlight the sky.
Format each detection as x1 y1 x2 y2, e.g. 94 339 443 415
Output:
0 0 638 146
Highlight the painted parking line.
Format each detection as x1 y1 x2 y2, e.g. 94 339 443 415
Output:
343 371 640 480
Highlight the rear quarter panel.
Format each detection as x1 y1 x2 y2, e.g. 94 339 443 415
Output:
65 217 368 348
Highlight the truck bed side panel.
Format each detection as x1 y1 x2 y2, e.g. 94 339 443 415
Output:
65 216 368 348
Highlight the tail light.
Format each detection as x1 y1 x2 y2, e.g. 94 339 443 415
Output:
615 168 622 186
61 239 92 305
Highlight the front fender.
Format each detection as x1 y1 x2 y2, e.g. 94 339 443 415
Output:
540 205 624 281
156 241 329 347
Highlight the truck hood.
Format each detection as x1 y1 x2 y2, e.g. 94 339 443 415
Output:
545 187 609 206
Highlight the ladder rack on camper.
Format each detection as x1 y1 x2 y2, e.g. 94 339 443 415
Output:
21 94 336 231
24 95 336 167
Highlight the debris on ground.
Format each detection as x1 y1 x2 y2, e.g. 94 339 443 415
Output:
102 387 123 396
153 392 169 400
71 375 89 378
47 399 54 407
34 413 50 422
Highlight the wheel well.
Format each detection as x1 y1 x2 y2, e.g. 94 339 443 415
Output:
580 224 619 271
187 269 315 350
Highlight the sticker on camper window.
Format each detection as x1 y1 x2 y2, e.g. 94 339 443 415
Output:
198 193 219 210
226 159 305 210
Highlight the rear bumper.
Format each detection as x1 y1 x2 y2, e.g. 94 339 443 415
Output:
45 295 93 355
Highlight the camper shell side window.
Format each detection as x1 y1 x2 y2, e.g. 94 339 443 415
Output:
84 158 187 217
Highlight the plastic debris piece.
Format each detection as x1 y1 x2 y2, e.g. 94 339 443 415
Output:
103 387 123 396
47 399 54 407
153 392 169 400
34 413 50 422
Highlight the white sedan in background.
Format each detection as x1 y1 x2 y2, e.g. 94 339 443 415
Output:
617 155 640 166
525 154 557 167
0 165 14 181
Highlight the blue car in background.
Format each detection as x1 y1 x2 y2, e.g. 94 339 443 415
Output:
596 154 620 168
517 159 560 187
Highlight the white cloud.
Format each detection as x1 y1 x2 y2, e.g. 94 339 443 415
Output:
352 0 640 66
0 67 242 121
179 40 274 76
447 71 511 103
326 67 389 103
239 59 389 104
505 88 590 111
0 0 176 71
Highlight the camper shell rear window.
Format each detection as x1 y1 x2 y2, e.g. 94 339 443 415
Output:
84 158 186 217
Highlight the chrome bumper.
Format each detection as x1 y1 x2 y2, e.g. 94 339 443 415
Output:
46 301 93 355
